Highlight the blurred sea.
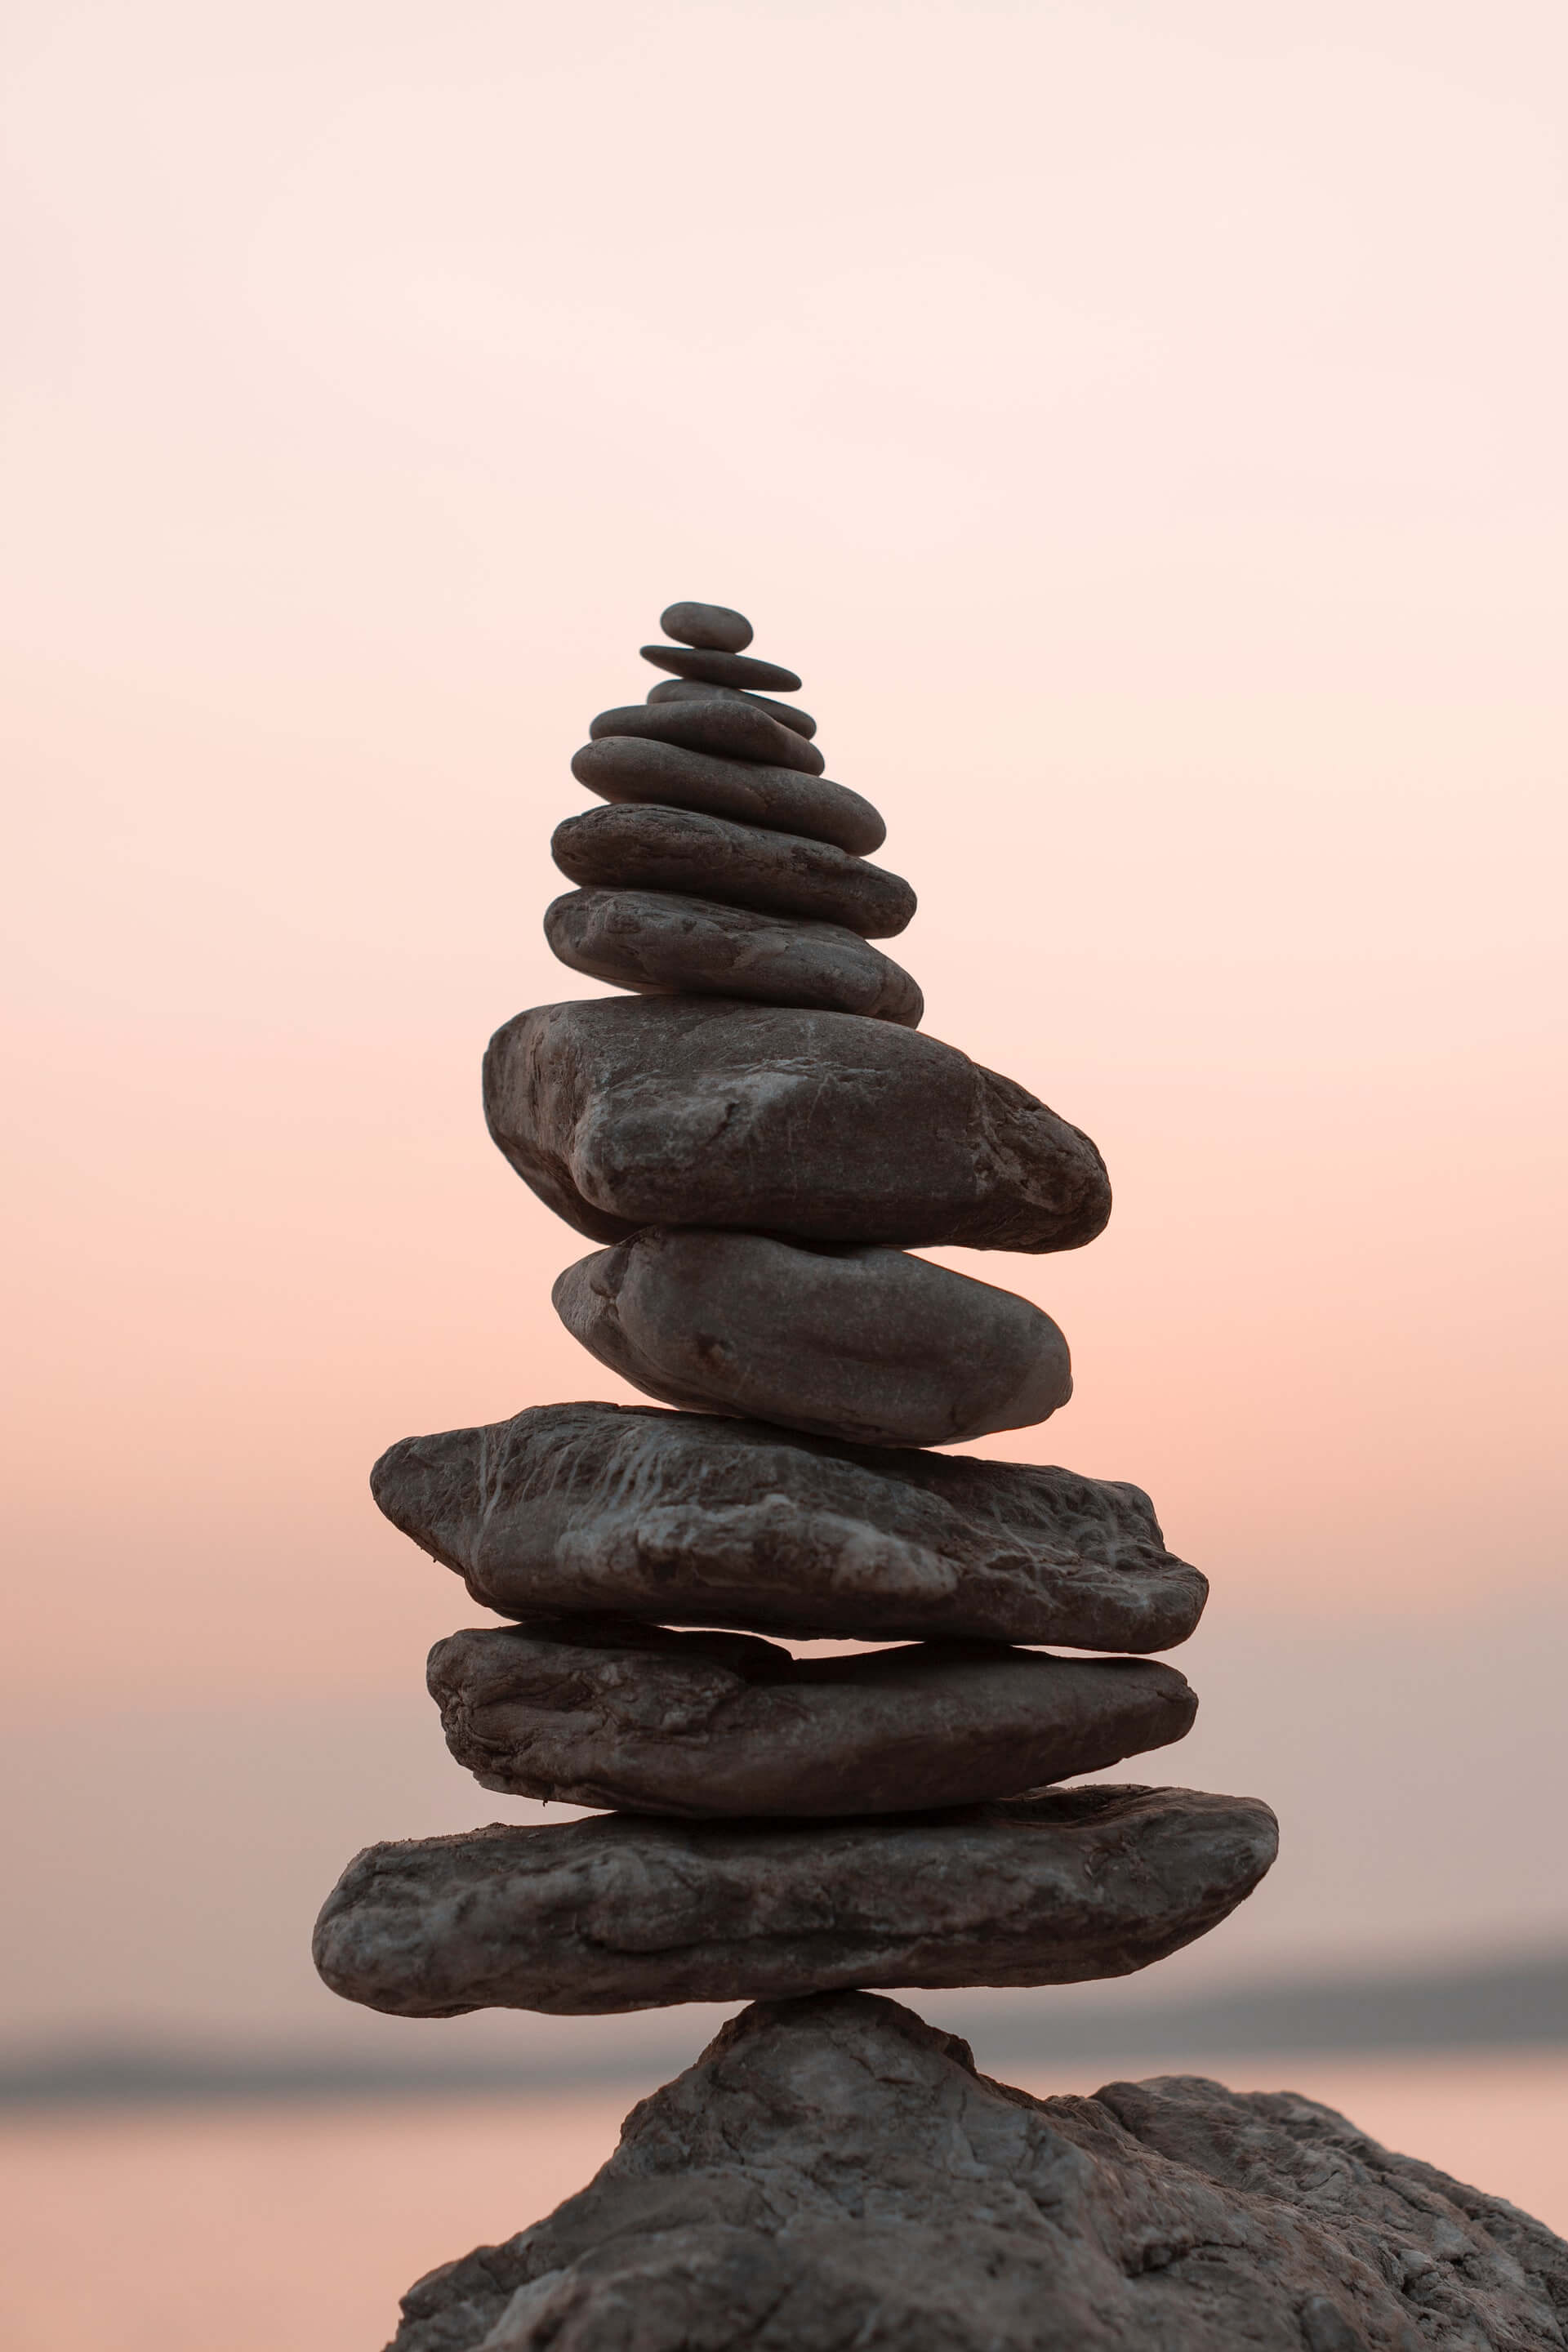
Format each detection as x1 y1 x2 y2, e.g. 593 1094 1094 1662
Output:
2 2047 1564 2352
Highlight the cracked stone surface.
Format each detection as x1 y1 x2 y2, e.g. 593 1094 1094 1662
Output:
552 1231 1071 1446
427 1621 1196 1816
382 1991 1568 2352
483 996 1111 1251
371 1401 1207 1649
550 803 913 934
313 1784 1277 2017
571 733 882 854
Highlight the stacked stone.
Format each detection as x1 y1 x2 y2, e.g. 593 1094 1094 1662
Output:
314 602 1277 2023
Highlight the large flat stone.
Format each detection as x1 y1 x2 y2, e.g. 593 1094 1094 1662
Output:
384 1990 1568 2352
552 1230 1069 1446
648 677 817 738
589 699 825 775
571 734 883 854
641 643 802 692
313 1784 1278 2016
428 1622 1196 1816
370 1401 1208 1649
544 891 922 1026
483 997 1111 1251
550 804 913 935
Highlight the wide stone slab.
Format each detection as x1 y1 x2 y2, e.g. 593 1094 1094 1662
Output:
571 734 883 854
641 642 802 692
483 997 1111 1251
371 1401 1206 1649
589 698 825 775
384 1991 1568 2352
544 891 923 1026
648 676 817 738
550 804 912 934
313 1784 1278 2016
428 1621 1196 1816
553 1230 1069 1445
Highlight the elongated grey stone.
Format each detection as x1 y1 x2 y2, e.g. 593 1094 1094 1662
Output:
428 1622 1196 1817
381 1990 1568 2352
543 892 922 1027
642 643 801 692
483 997 1111 1251
550 804 913 936
553 1230 1069 1446
659 599 752 652
314 1786 1278 2017
589 699 825 777
648 677 817 738
369 1401 1207 1649
572 735 882 855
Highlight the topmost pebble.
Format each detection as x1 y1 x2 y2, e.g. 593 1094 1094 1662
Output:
660 601 754 654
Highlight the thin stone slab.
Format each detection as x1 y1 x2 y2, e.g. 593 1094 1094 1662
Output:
571 735 882 855
550 804 912 935
543 891 923 1026
483 997 1111 1250
383 1991 1568 2352
313 1784 1278 2016
428 1621 1197 1816
642 643 802 692
369 1401 1208 1649
589 699 824 776
659 599 752 652
648 677 817 738
553 1230 1069 1446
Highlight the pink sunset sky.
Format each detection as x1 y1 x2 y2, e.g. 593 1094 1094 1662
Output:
2 0 1565 2060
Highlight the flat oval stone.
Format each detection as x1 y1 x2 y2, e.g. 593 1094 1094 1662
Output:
572 736 884 857
544 892 923 1027
648 679 817 739
641 644 803 693
588 700 825 777
312 1785 1278 2016
554 1232 1069 1446
428 1622 1196 1816
550 806 914 938
658 599 753 653
483 998 1111 1251
370 1401 1207 1650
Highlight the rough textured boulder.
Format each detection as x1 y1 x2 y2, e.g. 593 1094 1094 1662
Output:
483 997 1111 1251
552 1231 1071 1446
371 1402 1208 1650
588 698 826 776
550 803 913 935
385 1990 1568 2352
544 892 923 1026
571 734 882 854
313 1785 1278 2016
428 1621 1196 1816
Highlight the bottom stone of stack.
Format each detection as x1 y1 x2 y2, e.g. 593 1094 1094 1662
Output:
313 1784 1277 2017
384 1990 1568 2352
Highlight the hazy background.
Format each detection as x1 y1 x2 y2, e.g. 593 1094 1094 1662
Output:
3 0 1566 2091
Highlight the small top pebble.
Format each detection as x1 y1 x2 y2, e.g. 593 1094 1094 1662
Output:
660 602 754 654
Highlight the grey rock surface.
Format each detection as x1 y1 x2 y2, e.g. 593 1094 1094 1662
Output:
571 734 883 855
641 642 802 692
483 997 1111 1251
428 1621 1197 1816
552 1229 1070 1446
313 1785 1278 2017
589 698 825 776
648 677 817 738
544 891 922 1025
550 804 913 935
385 1990 1568 2352
370 1401 1209 1650
658 599 752 652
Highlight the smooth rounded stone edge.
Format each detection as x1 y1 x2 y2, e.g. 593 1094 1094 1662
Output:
550 804 914 937
588 699 826 777
640 643 804 693
648 678 817 739
659 600 753 653
571 735 885 857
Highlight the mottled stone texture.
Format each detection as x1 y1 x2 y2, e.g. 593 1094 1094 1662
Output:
482 997 1111 1252
572 735 881 853
640 642 802 693
313 1785 1277 2016
550 804 913 936
648 677 817 739
588 698 825 775
370 1401 1208 1650
385 1992 1568 2352
552 1231 1070 1446
428 1621 1196 1816
544 891 923 1026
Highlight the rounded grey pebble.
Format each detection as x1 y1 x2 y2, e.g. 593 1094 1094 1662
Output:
550 805 915 938
571 734 884 856
588 699 825 777
544 889 922 1025
641 644 802 693
553 1229 1071 1447
647 679 817 740
658 600 753 653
